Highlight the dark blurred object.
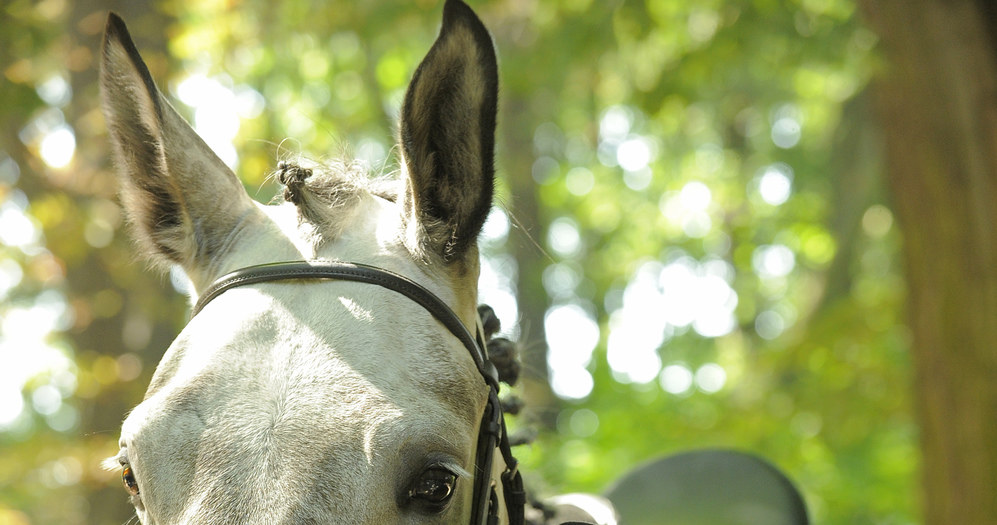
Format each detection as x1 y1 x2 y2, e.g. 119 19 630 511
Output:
478 304 501 339
488 336 521 386
604 449 808 525
477 304 521 386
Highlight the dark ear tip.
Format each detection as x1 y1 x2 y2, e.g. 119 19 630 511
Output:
439 0 497 77
104 12 128 40
100 11 162 118
102 12 137 57
443 0 471 14
442 0 487 32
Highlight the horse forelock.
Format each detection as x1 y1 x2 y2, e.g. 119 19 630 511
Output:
270 156 404 242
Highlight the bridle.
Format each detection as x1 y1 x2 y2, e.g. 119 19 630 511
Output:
190 261 526 525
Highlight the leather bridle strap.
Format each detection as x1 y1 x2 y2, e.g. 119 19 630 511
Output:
191 261 498 386
190 261 523 525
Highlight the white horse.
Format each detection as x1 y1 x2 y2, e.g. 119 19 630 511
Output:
100 1 616 523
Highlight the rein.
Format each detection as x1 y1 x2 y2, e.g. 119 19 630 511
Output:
190 261 526 525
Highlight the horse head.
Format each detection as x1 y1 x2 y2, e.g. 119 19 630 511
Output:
100 1 511 523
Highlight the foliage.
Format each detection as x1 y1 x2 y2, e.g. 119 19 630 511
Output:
0 0 915 523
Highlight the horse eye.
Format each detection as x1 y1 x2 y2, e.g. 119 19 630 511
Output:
122 464 140 496
408 467 457 507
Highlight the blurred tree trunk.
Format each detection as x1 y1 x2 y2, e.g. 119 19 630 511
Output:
858 1 997 522
810 92 884 318
500 93 557 427
490 9 562 428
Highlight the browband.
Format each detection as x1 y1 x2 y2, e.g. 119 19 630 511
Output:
191 261 500 387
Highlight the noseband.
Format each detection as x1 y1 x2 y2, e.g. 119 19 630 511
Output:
191 261 526 525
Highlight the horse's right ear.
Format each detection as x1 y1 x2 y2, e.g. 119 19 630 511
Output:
100 13 254 282
398 0 498 263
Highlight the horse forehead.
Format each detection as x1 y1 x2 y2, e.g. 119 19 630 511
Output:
143 287 482 415
121 297 486 520
128 288 486 453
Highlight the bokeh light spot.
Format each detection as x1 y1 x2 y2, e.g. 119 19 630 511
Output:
753 244 796 278
548 217 583 257
757 164 793 205
695 363 727 393
660 364 694 395
39 125 76 169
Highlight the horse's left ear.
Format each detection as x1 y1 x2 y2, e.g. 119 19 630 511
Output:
399 0 498 262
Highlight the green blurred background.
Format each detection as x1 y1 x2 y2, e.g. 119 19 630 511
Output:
0 0 959 523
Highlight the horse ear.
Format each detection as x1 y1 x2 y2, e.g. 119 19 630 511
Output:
100 13 254 279
399 0 498 262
